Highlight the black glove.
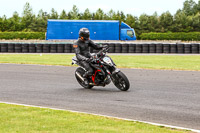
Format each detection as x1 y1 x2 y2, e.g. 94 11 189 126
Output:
85 58 91 63
102 45 109 52
102 45 108 48
86 57 94 63
101 45 108 49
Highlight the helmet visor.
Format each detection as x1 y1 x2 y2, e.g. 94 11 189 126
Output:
82 33 89 40
84 34 89 40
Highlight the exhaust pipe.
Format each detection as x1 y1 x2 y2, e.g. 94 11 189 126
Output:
75 72 84 82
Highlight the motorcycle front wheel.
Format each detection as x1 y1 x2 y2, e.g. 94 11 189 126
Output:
112 71 130 91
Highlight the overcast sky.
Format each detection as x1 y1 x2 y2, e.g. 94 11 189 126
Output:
0 0 199 18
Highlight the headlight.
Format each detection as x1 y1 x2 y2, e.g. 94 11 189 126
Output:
103 57 112 65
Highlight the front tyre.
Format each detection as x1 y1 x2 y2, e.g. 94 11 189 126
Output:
112 71 130 91
75 67 93 89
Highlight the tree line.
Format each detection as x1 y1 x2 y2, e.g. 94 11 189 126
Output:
0 0 199 36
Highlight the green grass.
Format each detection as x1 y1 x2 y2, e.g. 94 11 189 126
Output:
0 103 191 133
112 55 200 71
0 54 200 71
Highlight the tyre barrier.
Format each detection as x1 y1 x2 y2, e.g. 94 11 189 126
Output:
115 43 122 53
22 43 29 53
191 43 199 54
43 44 50 53
135 44 142 53
64 44 71 53
177 43 184 54
170 44 177 53
57 44 64 53
122 44 129 53
36 43 43 53
50 44 57 53
15 43 22 53
8 43 14 53
128 43 135 53
149 43 156 53
108 43 115 53
0 42 200 54
1 43 8 53
29 44 36 53
184 44 191 54
156 43 163 53
142 44 149 53
163 44 170 53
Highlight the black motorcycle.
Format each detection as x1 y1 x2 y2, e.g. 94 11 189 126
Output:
72 47 130 91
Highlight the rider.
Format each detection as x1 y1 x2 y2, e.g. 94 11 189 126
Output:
73 28 106 83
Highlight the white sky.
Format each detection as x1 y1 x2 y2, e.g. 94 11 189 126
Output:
0 0 199 18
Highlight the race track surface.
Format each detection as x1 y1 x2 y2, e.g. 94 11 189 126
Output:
0 64 200 130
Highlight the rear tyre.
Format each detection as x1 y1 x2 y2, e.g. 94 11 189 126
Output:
75 67 93 89
112 71 130 91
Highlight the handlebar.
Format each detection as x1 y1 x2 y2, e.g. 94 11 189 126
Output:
97 45 109 57
90 45 109 63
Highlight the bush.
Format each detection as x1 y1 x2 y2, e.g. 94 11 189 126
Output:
139 32 200 41
0 32 45 40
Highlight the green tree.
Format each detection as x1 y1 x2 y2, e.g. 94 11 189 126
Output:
21 2 34 31
125 14 136 28
113 11 121 21
197 0 200 12
183 0 198 16
27 9 48 32
82 8 92 20
191 12 200 31
107 9 115 20
112 11 126 22
60 10 68 19
28 15 37 31
1 15 8 31
67 12 72 19
69 5 79 19
173 10 192 32
8 11 21 31
35 9 47 31
0 17 2 31
1 2 199 34
50 8 59 19
94 8 104 20
159 11 173 32
138 14 152 33
120 11 126 22
149 12 160 32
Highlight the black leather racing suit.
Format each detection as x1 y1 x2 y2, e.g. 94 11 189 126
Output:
73 39 104 77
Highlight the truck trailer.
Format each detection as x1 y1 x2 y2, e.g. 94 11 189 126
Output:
46 20 136 41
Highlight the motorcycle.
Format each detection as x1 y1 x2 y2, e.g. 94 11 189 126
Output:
72 47 130 91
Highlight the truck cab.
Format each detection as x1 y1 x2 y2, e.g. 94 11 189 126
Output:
120 22 136 40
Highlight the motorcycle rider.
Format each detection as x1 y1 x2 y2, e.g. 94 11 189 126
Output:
73 28 107 84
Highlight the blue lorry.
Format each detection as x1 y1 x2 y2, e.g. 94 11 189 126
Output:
46 20 136 41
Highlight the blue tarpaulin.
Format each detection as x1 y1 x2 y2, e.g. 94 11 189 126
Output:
46 20 120 40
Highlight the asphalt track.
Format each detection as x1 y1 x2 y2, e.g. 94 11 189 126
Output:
0 64 200 130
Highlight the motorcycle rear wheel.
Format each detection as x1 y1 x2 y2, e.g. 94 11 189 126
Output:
75 67 93 89
112 71 130 91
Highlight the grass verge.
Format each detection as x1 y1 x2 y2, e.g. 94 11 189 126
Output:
0 54 200 71
0 103 192 133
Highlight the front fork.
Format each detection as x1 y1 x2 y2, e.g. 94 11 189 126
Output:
110 66 121 84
